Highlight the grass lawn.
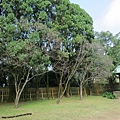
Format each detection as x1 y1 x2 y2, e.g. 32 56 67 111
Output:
0 96 120 120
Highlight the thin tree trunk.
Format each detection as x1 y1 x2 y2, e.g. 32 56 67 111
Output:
7 75 15 102
14 93 20 108
56 45 86 104
24 86 27 101
80 84 83 100
36 76 42 100
36 81 39 100
57 79 62 99
56 77 68 104
57 73 63 99
65 81 71 97
14 80 28 108
46 72 50 99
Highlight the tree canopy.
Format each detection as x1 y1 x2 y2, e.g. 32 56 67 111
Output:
0 0 115 107
95 31 120 67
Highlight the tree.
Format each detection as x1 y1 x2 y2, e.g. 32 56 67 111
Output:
94 31 120 93
76 42 113 100
0 0 94 106
108 32 120 66
5 40 50 108
94 31 120 66
48 1 94 102
76 42 93 100
51 39 90 103
95 31 114 53
0 15 61 107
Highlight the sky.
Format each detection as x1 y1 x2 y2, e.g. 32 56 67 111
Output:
69 0 120 34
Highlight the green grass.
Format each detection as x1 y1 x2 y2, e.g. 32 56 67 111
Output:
0 96 120 120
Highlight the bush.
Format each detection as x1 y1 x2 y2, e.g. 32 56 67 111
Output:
102 92 117 99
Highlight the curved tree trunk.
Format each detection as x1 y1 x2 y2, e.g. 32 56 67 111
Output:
14 79 28 108
56 76 69 104
65 81 71 97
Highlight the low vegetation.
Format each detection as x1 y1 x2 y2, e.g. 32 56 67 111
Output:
0 96 120 120
102 91 117 99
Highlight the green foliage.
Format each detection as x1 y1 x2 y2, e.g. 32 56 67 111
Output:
0 0 96 108
7 41 26 57
95 31 120 67
109 41 120 66
102 92 117 99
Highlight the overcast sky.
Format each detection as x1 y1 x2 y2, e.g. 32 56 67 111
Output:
69 0 120 34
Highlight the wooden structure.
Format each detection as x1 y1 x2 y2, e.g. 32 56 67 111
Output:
0 84 113 102
113 65 120 83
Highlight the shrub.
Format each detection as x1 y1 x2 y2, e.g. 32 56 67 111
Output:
102 92 117 99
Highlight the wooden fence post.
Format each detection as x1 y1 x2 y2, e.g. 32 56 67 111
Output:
84 88 87 96
78 87 80 96
51 88 54 99
1 89 3 102
30 91 32 101
41 89 44 100
96 87 99 95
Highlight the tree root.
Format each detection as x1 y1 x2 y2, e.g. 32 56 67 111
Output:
2 113 32 119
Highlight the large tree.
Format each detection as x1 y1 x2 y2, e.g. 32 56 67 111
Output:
94 31 120 93
1 22 56 108
0 0 94 106
75 41 113 100
0 14 61 107
6 40 50 108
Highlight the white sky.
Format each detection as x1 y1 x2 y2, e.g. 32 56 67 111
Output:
70 0 120 34
102 0 120 34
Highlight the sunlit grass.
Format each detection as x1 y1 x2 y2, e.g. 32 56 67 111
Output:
0 96 120 120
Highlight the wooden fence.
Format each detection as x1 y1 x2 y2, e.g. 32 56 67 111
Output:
0 83 119 102
0 88 9 102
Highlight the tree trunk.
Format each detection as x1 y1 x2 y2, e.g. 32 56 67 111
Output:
36 85 39 100
36 75 42 100
56 76 68 104
88 81 92 95
58 79 62 99
109 78 114 94
36 78 40 100
65 81 71 97
7 76 15 102
56 98 61 104
46 73 50 99
80 84 83 100
24 86 27 101
14 92 21 108
14 79 28 108
57 74 63 99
